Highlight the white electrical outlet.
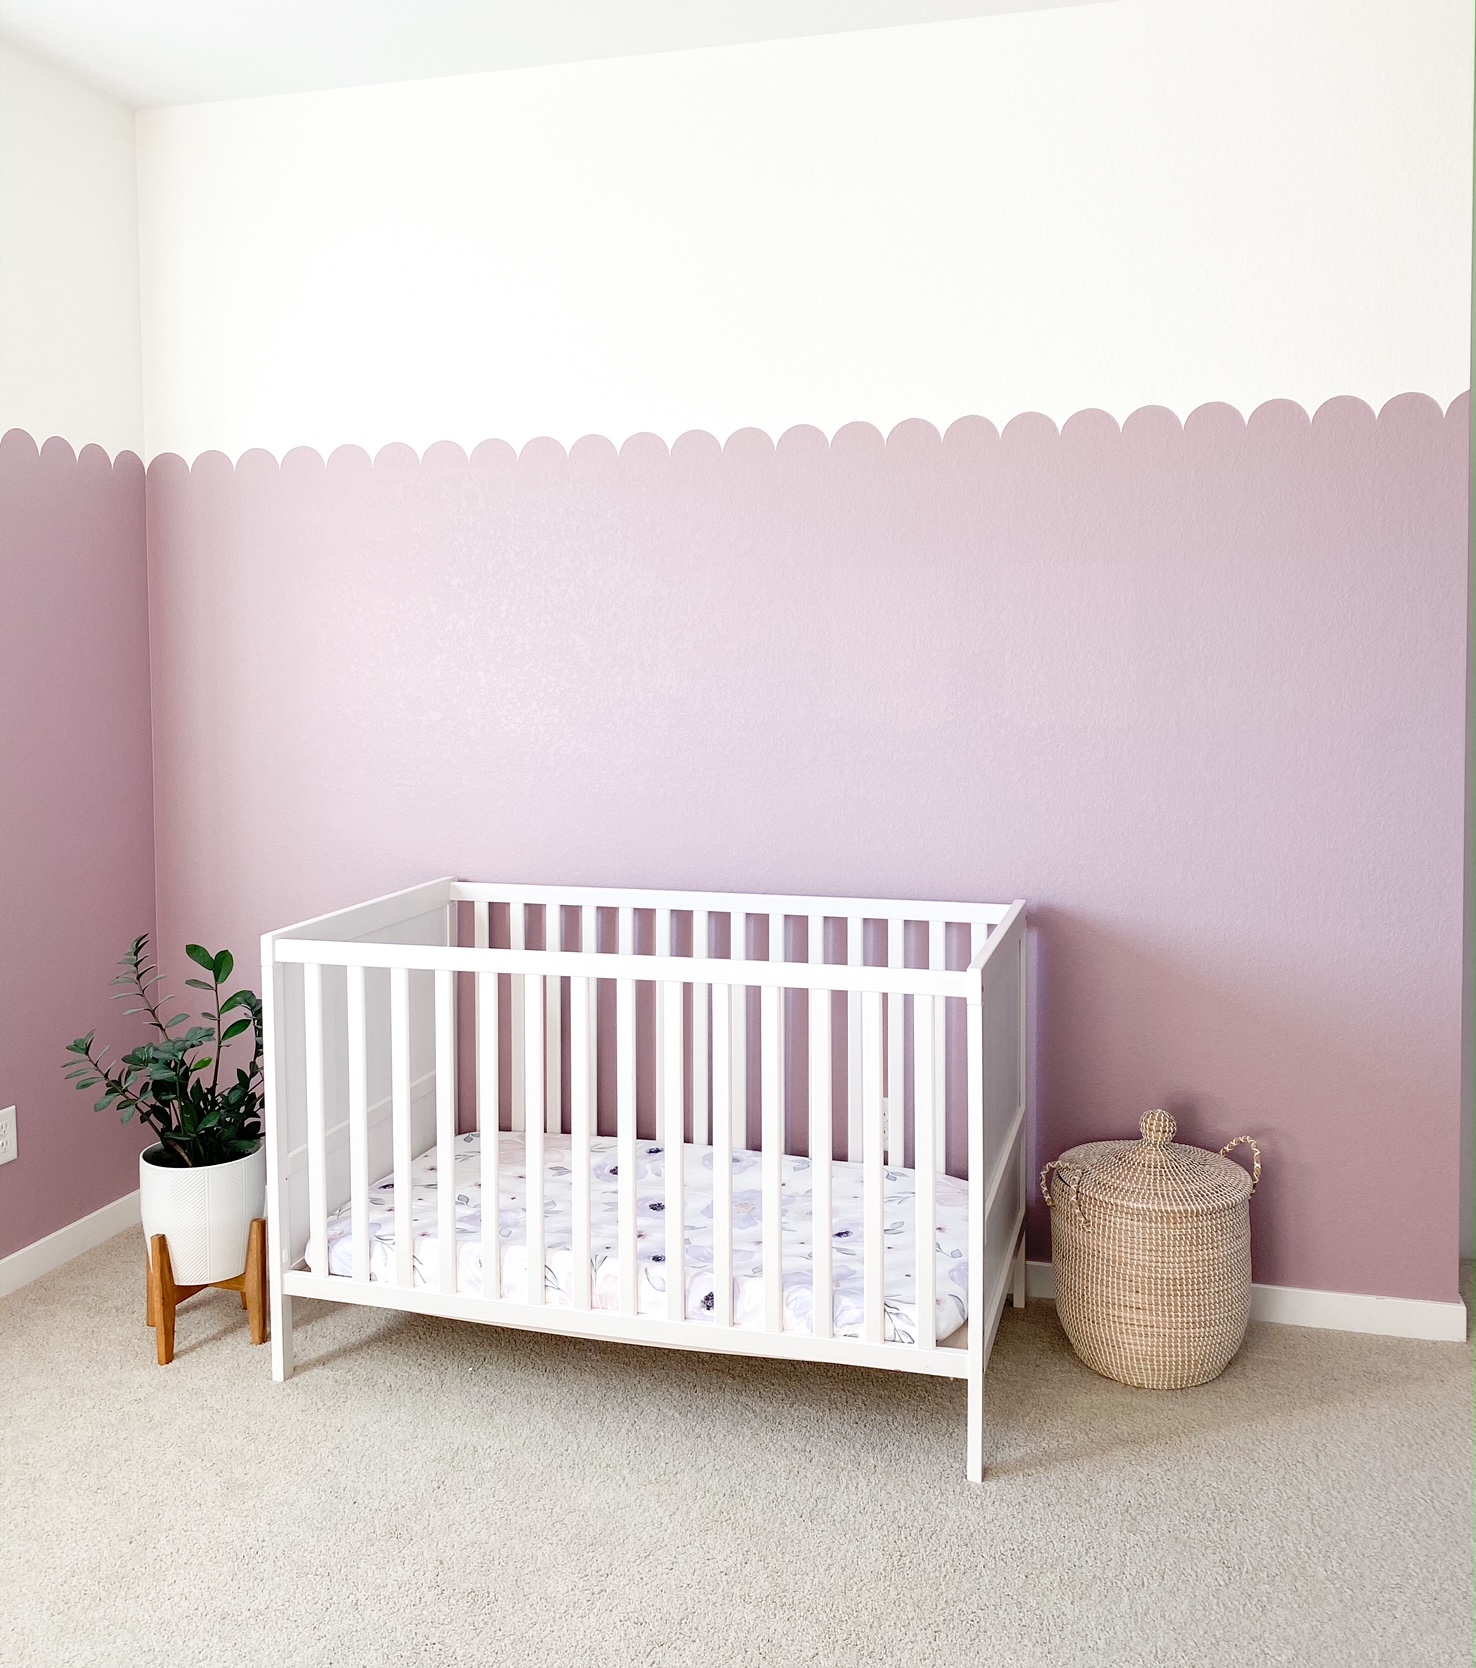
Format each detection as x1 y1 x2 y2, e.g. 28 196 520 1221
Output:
0 1105 15 1166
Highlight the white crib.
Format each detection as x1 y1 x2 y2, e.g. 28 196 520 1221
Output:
262 879 1028 1481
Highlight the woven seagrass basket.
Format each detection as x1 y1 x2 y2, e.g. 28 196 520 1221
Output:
1042 1110 1261 1390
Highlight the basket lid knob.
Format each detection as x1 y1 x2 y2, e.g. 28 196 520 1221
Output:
1140 1109 1176 1148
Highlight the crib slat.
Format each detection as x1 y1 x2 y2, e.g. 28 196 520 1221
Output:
617 973 638 1315
582 904 600 1130
435 967 457 1295
692 912 710 1146
761 983 783 1334
655 907 671 1165
524 973 545 1306
570 973 593 1310
509 902 526 1133
731 916 748 1151
347 963 370 1282
663 979 685 1324
862 989 885 1345
582 902 600 1124
929 922 947 1174
391 965 413 1290
912 993 937 1349
934 984 948 1176
475 905 500 1300
304 963 328 1284
809 919 833 1342
712 981 734 1327
847 916 863 1164
887 918 905 1168
545 906 562 1135
477 967 500 1299
474 900 494 1121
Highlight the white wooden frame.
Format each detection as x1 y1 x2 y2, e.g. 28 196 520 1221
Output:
263 878 1028 1481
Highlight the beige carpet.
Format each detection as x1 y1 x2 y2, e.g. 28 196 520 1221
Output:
1 1235 1470 1668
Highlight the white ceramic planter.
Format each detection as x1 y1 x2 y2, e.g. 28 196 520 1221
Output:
139 1143 266 1285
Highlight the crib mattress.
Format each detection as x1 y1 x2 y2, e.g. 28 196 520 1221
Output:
307 1132 969 1343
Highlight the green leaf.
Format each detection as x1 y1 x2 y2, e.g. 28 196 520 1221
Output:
213 949 234 984
184 979 212 991
185 944 215 973
164 1014 191 1028
220 990 252 1013
221 1018 251 1042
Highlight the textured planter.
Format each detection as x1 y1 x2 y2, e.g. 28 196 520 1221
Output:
139 1143 266 1285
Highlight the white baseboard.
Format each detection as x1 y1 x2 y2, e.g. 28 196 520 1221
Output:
1025 1261 1468 1344
0 1191 140 1299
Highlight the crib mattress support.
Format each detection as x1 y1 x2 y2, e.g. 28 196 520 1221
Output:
278 1212 1022 1382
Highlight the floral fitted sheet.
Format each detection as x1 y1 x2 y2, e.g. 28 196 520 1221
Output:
308 1132 969 1343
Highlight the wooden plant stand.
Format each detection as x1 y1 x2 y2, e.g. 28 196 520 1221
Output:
146 1218 269 1366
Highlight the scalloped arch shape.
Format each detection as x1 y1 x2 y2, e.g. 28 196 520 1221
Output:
114 390 1470 480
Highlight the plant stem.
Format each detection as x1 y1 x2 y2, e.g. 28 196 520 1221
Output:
129 942 174 1039
209 966 222 1096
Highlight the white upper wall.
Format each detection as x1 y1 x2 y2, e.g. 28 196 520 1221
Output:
0 38 143 456
133 0 1472 462
0 0 1095 107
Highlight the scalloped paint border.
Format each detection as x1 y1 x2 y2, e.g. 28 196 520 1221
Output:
3 392 1470 479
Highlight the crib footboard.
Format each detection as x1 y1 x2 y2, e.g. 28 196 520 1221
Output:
262 880 1028 1481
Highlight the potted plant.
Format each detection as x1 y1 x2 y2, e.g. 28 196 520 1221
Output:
64 934 265 1286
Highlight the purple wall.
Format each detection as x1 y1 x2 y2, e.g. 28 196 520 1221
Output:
0 431 156 1259
143 395 1470 1303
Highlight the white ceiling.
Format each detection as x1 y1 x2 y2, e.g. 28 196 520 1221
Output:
0 0 1097 108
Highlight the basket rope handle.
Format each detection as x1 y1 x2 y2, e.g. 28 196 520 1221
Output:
1219 1136 1261 1194
1040 1160 1089 1229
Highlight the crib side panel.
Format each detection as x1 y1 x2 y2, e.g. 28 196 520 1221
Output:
269 906 448 1282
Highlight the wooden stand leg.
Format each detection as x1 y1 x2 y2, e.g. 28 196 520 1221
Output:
244 1218 268 1346
144 1220 269 1364
149 1235 177 1366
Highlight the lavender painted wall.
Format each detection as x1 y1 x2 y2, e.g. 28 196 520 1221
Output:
0 431 156 1259
145 395 1470 1302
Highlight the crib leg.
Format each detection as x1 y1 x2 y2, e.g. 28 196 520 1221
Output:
1011 1226 1027 1310
270 1261 294 1382
966 1365 985 1484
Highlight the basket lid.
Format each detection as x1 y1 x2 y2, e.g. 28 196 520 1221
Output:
1054 1110 1257 1214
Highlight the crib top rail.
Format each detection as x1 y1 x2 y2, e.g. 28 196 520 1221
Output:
448 879 1010 928
267 875 1012 947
